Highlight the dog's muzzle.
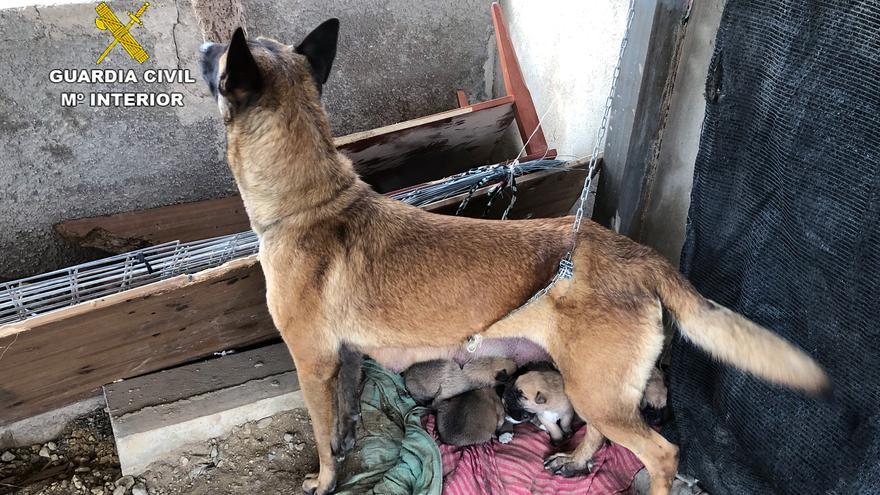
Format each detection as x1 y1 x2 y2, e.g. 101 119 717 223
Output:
199 42 226 98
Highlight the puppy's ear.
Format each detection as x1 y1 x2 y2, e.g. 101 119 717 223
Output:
296 18 340 91
535 391 547 404
223 27 262 97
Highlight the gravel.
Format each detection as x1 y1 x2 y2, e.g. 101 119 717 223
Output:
2 407 318 495
0 411 127 495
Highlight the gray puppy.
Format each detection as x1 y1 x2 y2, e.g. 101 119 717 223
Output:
404 357 516 446
403 357 516 403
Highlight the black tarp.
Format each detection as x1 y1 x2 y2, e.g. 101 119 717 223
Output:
667 1 880 494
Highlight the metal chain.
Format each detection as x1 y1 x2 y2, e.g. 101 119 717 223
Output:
560 0 636 279
571 0 636 235
495 0 638 325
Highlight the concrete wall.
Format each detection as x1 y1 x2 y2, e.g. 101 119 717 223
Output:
639 0 725 264
500 0 628 160
0 0 496 279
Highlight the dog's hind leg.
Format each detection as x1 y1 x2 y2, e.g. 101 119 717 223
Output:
285 340 342 495
592 414 677 495
332 343 363 461
547 310 677 495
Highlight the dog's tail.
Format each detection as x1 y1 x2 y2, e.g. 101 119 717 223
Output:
654 265 829 394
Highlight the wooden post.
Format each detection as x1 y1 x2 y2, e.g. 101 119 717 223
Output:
456 90 469 108
491 2 549 157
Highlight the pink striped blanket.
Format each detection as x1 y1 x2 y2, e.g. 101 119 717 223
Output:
423 415 643 495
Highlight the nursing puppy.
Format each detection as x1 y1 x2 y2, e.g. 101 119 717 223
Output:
403 357 516 403
503 363 576 446
199 22 829 495
435 387 507 446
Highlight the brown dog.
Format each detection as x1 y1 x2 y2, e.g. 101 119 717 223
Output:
199 21 829 495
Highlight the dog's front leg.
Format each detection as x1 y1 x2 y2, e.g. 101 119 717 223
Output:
332 343 363 461
288 343 340 495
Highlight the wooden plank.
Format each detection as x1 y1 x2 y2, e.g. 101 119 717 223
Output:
55 196 249 249
492 2 549 156
355 102 515 193
457 90 469 108
104 343 294 419
0 257 273 425
56 98 516 252
104 344 302 475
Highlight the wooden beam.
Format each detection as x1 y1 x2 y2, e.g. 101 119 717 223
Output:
55 196 249 249
56 97 516 252
341 99 516 192
456 90 469 108
491 2 549 157
0 256 273 425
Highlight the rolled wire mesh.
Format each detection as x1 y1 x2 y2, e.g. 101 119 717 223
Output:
0 160 566 324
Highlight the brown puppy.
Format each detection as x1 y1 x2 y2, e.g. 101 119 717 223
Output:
199 22 829 495
503 364 577 446
435 387 507 447
403 357 516 403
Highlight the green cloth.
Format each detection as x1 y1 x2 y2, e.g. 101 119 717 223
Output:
333 359 442 495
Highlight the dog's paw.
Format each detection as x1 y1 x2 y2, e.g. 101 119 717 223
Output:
498 432 514 444
543 453 594 478
302 473 336 495
302 474 319 495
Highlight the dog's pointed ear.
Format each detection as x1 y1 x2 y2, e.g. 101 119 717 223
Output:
295 18 339 90
535 391 547 404
224 27 262 96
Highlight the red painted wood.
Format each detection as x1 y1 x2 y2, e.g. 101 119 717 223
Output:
492 2 549 157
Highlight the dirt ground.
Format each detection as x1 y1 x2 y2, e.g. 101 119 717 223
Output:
1 408 318 495
1 412 121 495
140 409 318 495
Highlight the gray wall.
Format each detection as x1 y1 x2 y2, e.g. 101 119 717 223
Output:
501 0 627 160
0 0 495 279
638 0 724 264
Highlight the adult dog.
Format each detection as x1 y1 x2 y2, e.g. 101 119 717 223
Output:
199 20 828 495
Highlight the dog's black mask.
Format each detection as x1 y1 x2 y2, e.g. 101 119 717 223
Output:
502 386 535 423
